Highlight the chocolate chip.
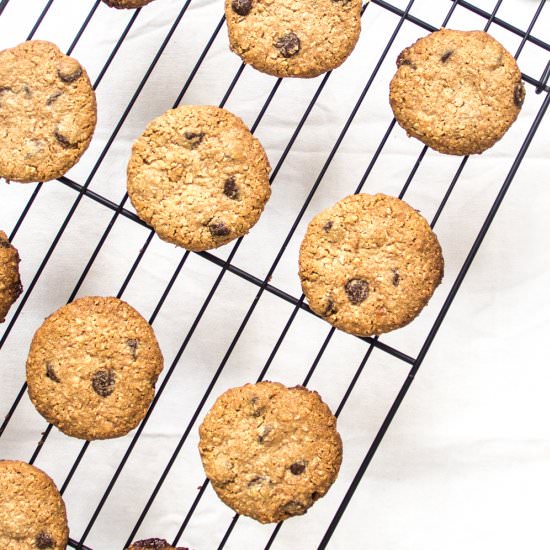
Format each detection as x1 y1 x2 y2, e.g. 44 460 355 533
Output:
397 51 416 69
250 396 265 417
131 539 171 549
247 475 266 487
91 369 116 397
184 131 204 148
54 130 77 149
45 362 60 383
392 268 400 287
345 278 369 305
441 50 453 63
281 500 307 515
57 60 83 83
311 491 321 501
514 82 525 108
275 32 301 58
258 423 273 443
209 221 230 237
323 297 337 316
35 532 55 548
0 238 11 248
46 91 63 106
127 338 139 360
231 0 252 15
323 220 333 232
290 461 306 475
23 85 32 98
0 86 12 95
223 176 239 200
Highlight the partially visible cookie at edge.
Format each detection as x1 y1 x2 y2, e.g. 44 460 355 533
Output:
0 40 97 183
0 460 69 550
199 381 343 523
102 0 156 8
127 105 271 252
225 0 362 78
299 193 444 337
127 538 188 549
0 230 22 323
26 296 164 440
390 28 524 155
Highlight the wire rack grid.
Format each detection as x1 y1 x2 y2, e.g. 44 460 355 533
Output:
0 0 548 548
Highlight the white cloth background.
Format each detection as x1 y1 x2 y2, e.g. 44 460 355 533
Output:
0 0 549 549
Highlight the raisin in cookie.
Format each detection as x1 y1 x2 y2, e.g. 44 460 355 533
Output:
299 194 444 336
390 29 525 155
0 40 96 183
127 539 188 549
26 296 163 440
0 231 22 323
199 381 342 523
127 105 271 251
102 0 155 7
0 460 69 550
226 0 362 78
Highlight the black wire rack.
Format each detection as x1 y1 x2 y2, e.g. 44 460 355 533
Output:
0 0 548 548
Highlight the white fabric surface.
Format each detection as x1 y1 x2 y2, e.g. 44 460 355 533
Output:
0 0 549 549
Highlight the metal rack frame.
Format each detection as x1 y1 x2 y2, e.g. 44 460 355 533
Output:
0 0 548 548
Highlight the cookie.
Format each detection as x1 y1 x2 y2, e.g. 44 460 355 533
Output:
127 539 188 549
299 194 444 336
26 296 164 440
225 0 362 78
0 40 96 183
390 29 525 155
102 0 155 7
127 105 271 251
199 381 342 523
0 231 22 323
0 460 69 549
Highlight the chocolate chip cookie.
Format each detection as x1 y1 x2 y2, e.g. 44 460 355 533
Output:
199 381 342 523
0 460 69 549
102 0 155 7
0 40 96 183
299 193 444 336
26 296 164 440
0 231 22 323
127 539 188 549
127 105 271 251
226 0 362 78
390 29 525 155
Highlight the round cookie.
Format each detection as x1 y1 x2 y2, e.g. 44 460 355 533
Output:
390 29 525 156
225 0 362 78
299 193 444 337
127 105 271 252
0 460 69 549
0 40 96 183
127 539 188 550
102 0 155 7
199 381 342 524
0 231 22 323
26 296 163 440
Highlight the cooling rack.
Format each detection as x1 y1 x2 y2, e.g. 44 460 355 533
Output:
0 0 548 548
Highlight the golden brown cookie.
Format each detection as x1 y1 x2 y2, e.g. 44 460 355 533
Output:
127 539 188 549
0 231 22 323
299 194 444 336
127 105 271 251
390 29 524 155
199 381 342 523
26 296 164 440
0 460 69 550
225 0 362 78
102 0 155 7
0 40 97 183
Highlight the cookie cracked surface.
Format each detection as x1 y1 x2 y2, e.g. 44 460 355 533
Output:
299 194 444 336
26 296 164 440
390 29 524 155
0 461 69 550
0 40 96 182
199 381 342 523
225 0 362 78
0 231 22 323
127 105 271 251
